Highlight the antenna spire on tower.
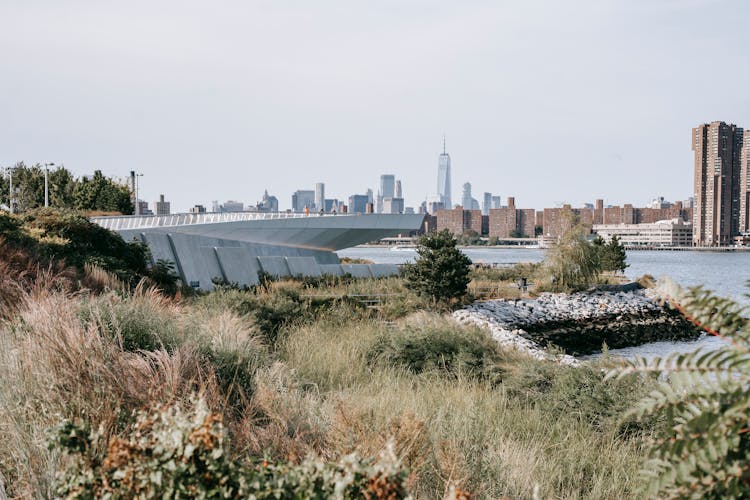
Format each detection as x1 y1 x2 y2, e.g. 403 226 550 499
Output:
442 134 446 154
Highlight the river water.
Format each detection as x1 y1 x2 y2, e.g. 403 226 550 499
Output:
338 247 749 360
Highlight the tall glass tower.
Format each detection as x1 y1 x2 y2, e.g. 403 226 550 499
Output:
438 137 452 209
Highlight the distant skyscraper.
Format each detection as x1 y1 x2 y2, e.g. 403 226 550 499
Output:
258 189 278 212
315 183 325 211
491 195 502 209
383 197 404 214
292 190 315 213
438 137 452 209
462 182 472 209
366 188 374 204
348 194 369 213
380 175 395 198
395 179 402 199
692 121 745 245
482 192 492 216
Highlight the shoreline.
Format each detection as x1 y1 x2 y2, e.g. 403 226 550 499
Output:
352 244 750 252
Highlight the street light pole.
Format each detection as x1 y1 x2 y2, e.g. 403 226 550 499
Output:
44 162 55 208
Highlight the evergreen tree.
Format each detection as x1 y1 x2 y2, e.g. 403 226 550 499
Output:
610 279 750 498
401 229 472 303
600 235 628 272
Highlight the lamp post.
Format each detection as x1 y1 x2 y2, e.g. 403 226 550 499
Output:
44 162 55 207
134 173 144 215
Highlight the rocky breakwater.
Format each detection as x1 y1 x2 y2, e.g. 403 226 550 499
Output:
453 288 702 364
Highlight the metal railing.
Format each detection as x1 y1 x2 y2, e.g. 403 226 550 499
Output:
90 211 358 231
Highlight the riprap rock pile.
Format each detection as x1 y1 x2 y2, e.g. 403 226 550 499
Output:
453 289 701 363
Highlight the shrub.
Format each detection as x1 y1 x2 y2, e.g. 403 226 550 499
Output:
52 397 412 498
368 313 504 383
401 229 472 304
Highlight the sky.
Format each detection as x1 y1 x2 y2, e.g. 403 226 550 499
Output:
1 0 749 212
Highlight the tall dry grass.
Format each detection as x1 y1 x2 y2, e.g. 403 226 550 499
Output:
0 270 654 498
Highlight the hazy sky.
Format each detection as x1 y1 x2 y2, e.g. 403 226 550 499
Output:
2 0 749 212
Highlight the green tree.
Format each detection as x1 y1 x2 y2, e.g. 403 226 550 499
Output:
543 224 600 292
609 280 750 498
593 235 628 273
73 170 133 214
401 229 472 303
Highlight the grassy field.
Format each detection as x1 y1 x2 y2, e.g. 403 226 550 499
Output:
0 258 659 498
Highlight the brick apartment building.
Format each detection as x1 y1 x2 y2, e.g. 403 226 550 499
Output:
692 121 748 246
488 197 535 238
541 199 692 239
436 207 483 235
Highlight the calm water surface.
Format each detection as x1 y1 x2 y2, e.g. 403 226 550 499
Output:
338 247 749 359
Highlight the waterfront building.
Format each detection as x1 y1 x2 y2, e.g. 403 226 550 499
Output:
437 138 452 209
436 206 482 235
693 121 745 246
154 194 170 216
189 204 207 214
291 190 315 213
314 183 325 211
488 197 535 238
593 219 693 247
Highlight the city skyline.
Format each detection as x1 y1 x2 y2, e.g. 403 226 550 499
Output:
2 1 749 212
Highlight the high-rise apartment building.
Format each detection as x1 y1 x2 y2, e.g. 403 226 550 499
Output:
692 122 745 246
315 183 325 211
154 194 171 216
438 138 452 209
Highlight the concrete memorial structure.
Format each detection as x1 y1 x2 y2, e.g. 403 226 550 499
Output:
92 212 424 290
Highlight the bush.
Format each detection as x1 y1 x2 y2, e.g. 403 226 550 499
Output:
17 209 150 284
53 398 411 498
401 229 472 304
368 313 504 383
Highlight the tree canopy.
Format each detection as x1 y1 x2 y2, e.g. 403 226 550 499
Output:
1 164 132 214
